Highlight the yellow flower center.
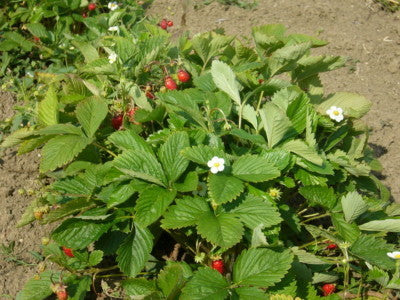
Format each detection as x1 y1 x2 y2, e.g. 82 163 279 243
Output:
213 162 220 167
270 191 278 197
333 110 340 116
395 254 400 258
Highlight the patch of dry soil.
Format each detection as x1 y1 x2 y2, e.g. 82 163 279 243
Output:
149 0 400 201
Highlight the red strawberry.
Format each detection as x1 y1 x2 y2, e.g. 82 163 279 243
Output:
82 12 88 18
211 259 225 274
33 36 40 43
159 19 168 30
62 246 74 258
57 290 68 300
126 107 140 125
326 243 337 250
167 20 173 27
145 91 155 99
164 76 177 90
322 283 336 296
112 114 123 130
88 3 96 11
177 69 190 83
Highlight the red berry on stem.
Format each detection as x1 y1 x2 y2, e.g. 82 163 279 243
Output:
326 243 337 250
322 283 336 296
88 3 96 11
146 91 155 99
112 114 123 130
33 36 40 42
167 20 173 27
211 259 225 274
126 107 140 125
82 12 88 18
159 19 168 30
57 290 68 300
164 76 177 90
177 69 190 83
62 246 74 258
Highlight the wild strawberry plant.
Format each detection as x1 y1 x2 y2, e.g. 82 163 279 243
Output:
2 21 400 299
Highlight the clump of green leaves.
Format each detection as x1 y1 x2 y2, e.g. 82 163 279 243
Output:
2 20 400 299
374 0 400 12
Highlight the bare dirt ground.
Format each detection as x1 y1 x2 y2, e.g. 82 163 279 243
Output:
0 0 399 297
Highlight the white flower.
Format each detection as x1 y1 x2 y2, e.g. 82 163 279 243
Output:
108 52 117 64
387 251 400 259
108 26 119 32
207 156 225 174
326 106 344 122
108 1 119 10
193 182 207 197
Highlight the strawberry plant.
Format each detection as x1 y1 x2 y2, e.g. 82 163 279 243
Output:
2 21 400 299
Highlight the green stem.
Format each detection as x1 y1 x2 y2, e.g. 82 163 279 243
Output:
300 213 330 224
93 142 117 158
342 247 350 297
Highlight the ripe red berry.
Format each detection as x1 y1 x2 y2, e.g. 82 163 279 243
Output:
159 19 168 30
112 114 123 130
82 12 88 18
164 76 177 90
177 69 190 83
126 107 140 125
167 20 173 27
33 36 40 43
211 259 225 274
56 289 68 300
326 243 337 250
88 3 96 11
322 283 336 296
62 246 74 258
145 91 155 99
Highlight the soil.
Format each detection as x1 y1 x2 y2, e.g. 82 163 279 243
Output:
0 0 399 297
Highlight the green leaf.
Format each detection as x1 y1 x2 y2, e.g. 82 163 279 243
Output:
331 213 360 243
135 186 176 227
193 72 217 91
88 250 104 266
97 181 138 208
42 198 96 224
26 23 48 38
208 174 244 205
116 223 154 277
260 149 291 170
324 125 349 151
16 271 59 300
293 55 346 82
231 128 266 145
234 287 267 299
317 92 372 119
251 224 269 248
341 191 368 223
350 235 395 270
231 194 282 230
299 185 337 210
52 218 112 249
108 129 154 154
38 86 58 126
181 267 229 300
242 104 258 129
161 197 210 229
113 150 167 186
159 131 190 183
291 247 330 265
232 155 281 182
359 219 400 232
260 102 294 148
233 248 293 287
3 32 34 51
36 124 83 136
174 171 199 192
40 135 90 173
211 60 241 105
181 145 227 166
72 41 99 63
0 128 35 148
158 262 192 298
268 42 311 76
122 278 156 297
280 139 323 165
76 97 108 138
197 212 244 248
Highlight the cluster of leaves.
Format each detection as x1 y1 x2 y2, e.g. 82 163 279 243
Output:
2 11 400 299
374 0 400 12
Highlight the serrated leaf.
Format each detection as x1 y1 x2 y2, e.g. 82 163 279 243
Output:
16 271 59 300
231 128 266 145
174 171 199 192
251 224 269 248
88 250 104 266
26 23 48 38
260 102 294 148
72 41 99 63
181 145 228 166
42 198 96 224
341 191 368 223
231 194 282 229
324 125 349 151
232 155 280 182
108 129 154 154
76 97 108 138
331 213 360 243
0 127 35 148
317 92 372 119
40 135 90 173
268 42 311 76
116 223 153 277
197 212 244 248
291 247 330 265
181 267 229 300
242 104 258 129
281 139 323 165
122 278 156 297
350 235 395 270
359 219 400 232
158 262 192 298
211 60 241 105
113 149 167 186
159 131 190 183
52 218 112 249
208 174 244 205
260 149 291 170
36 124 83 136
135 186 176 227
38 86 58 126
193 72 217 91
233 248 293 287
234 287 267 299
161 197 210 229
3 32 34 51
299 185 336 210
